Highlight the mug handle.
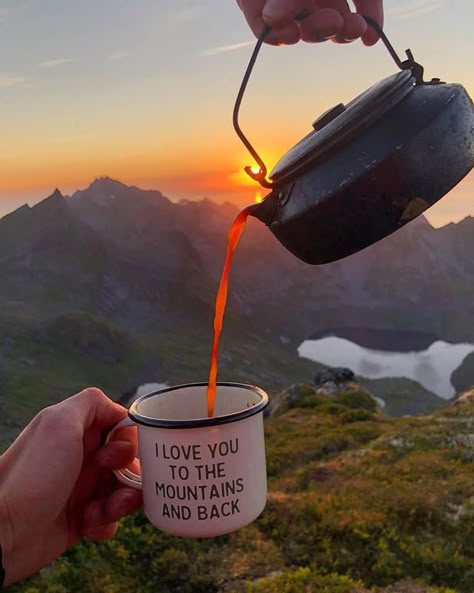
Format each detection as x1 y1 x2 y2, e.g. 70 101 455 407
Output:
105 417 143 490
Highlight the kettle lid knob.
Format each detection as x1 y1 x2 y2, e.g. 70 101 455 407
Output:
312 103 346 131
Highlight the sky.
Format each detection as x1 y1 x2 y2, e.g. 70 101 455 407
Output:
0 0 472 226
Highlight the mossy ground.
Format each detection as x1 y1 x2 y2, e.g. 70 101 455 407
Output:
11 390 474 593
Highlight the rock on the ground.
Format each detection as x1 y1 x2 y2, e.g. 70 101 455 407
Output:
314 367 355 386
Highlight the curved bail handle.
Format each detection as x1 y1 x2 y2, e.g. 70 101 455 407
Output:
105 416 142 490
232 23 273 189
362 16 425 83
233 14 424 189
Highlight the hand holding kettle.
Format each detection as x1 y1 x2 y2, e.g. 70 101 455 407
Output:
234 1 473 265
237 0 384 46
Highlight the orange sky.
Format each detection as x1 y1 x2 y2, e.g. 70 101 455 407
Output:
0 0 472 226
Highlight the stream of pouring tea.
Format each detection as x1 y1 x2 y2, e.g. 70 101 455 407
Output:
207 204 255 417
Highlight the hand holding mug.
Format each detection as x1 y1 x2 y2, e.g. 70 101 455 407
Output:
0 388 142 587
108 383 269 538
0 381 269 587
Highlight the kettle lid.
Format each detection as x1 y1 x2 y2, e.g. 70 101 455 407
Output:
270 69 415 183
233 16 437 190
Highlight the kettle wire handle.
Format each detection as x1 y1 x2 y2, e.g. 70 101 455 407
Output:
232 24 273 189
234 15 425 189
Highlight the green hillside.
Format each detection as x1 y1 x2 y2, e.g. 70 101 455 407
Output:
12 388 474 593
0 311 321 450
358 377 447 417
1 306 451 452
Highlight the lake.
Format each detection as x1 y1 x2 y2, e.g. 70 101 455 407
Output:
298 328 474 399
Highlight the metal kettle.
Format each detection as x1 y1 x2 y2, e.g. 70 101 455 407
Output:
236 18 474 265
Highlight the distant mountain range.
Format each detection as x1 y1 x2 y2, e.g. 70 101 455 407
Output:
0 177 473 441
3 176 473 342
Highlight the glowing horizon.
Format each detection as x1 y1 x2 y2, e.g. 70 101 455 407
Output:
0 0 472 226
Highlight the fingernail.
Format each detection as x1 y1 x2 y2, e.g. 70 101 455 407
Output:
335 34 355 44
311 34 330 43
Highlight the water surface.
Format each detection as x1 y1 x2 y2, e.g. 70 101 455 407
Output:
299 334 474 399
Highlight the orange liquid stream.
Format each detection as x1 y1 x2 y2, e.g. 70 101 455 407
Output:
207 205 254 417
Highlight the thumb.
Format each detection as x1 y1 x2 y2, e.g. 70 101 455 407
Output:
66 387 127 432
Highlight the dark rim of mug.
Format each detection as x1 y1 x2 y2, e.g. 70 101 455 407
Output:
128 382 269 429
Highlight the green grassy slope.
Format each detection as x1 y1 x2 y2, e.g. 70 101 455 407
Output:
0 307 449 453
11 389 474 593
358 377 447 417
0 312 322 450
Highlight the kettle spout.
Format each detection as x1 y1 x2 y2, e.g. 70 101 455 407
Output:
248 193 277 225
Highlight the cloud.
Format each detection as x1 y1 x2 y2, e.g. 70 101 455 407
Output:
168 5 204 25
0 8 7 22
107 50 129 61
0 74 26 88
200 40 255 57
39 57 81 69
387 0 446 20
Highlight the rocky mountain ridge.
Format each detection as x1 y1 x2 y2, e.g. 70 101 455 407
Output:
2 177 473 343
0 177 473 441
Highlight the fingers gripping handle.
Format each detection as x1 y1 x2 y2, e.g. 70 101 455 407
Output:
105 417 143 490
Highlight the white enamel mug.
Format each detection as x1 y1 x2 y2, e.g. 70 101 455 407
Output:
108 382 269 538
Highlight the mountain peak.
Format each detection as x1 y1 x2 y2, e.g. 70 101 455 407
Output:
455 214 474 228
68 177 132 204
32 188 65 211
89 177 128 193
48 188 64 200
409 214 432 230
